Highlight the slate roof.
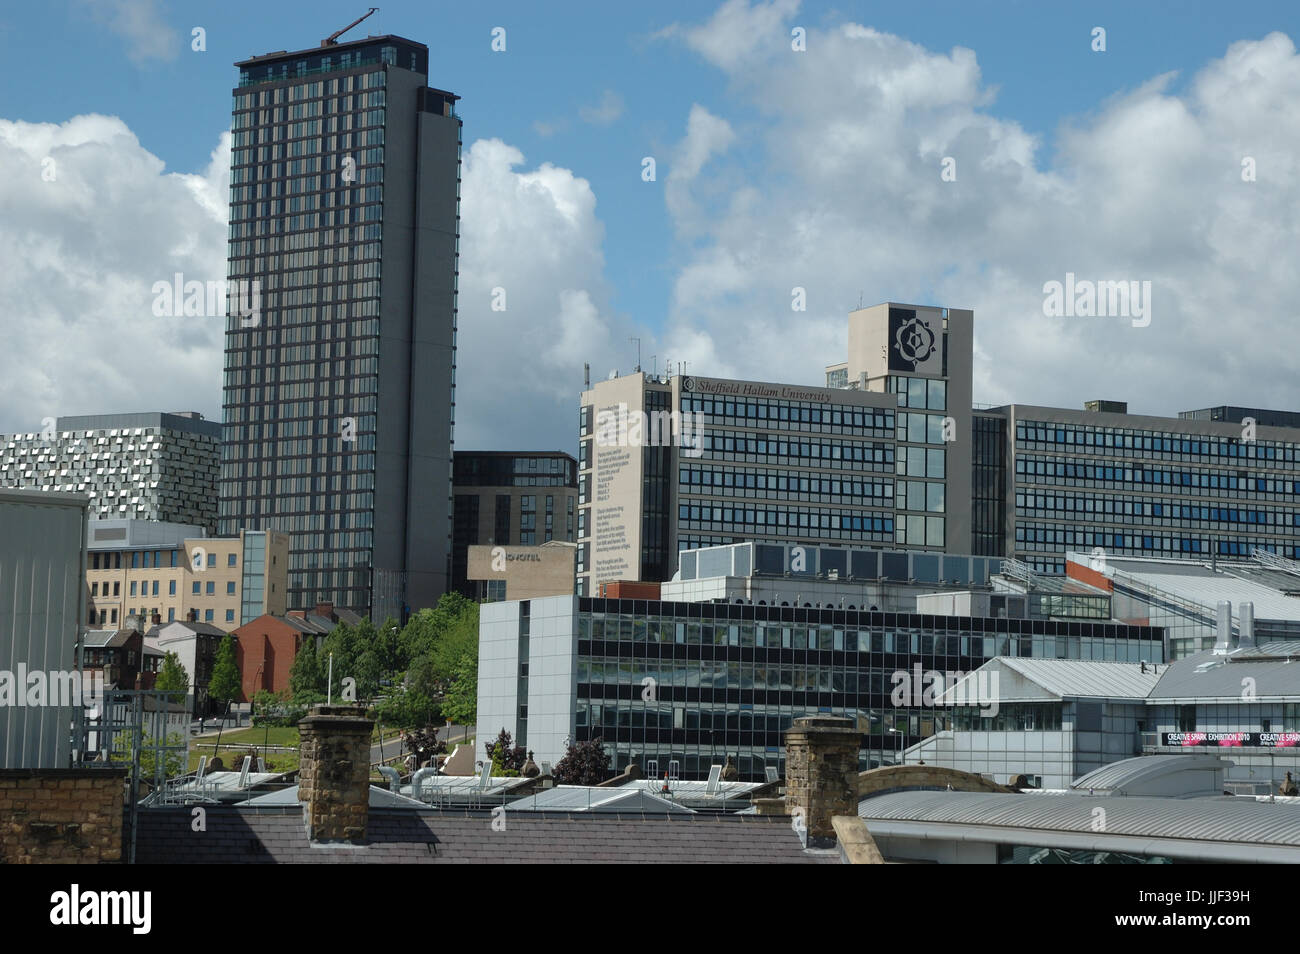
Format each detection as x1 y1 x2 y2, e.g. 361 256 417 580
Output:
134 806 830 864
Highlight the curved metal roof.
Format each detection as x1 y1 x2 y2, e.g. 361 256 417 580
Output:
859 790 1300 853
1070 754 1230 795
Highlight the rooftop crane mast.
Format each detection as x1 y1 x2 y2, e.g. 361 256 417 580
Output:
321 7 379 47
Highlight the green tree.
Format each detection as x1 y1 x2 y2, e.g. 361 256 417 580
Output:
209 634 241 706
441 651 477 725
154 652 189 695
289 636 326 703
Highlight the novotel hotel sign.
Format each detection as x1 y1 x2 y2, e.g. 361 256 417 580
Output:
1161 731 1300 748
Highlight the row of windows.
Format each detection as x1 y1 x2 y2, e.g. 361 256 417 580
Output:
679 395 895 437
678 464 894 503
224 361 377 389
224 318 381 346
692 434 899 471
1014 523 1300 559
233 68 383 105
231 90 385 125
89 550 237 570
227 223 383 255
222 378 379 406
1016 454 1300 497
230 162 384 194
897 445 946 478
229 245 381 272
677 503 895 540
1016 490 1300 529
230 128 385 168
896 411 952 445
230 189 384 223
228 206 384 240
889 376 948 411
230 108 384 148
1016 421 1300 466
219 451 376 477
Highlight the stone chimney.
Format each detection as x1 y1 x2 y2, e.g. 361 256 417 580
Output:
784 716 860 845
297 704 373 842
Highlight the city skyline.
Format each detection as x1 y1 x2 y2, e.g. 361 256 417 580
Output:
3 2 1300 454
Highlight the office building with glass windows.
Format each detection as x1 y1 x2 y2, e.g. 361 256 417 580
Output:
976 402 1300 573
916 643 1300 792
220 34 461 621
451 451 578 598
476 591 1163 783
575 302 971 596
84 518 288 632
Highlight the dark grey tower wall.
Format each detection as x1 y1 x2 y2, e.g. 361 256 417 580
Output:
405 97 462 612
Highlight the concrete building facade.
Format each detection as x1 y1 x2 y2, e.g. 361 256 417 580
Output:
576 302 973 596
452 451 577 597
978 402 1300 573
465 542 575 602
85 519 288 632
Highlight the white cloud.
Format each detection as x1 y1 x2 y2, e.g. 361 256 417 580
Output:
0 119 635 455
579 90 625 126
0 115 227 433
659 6 1300 418
81 0 179 64
664 0 802 73
454 139 647 451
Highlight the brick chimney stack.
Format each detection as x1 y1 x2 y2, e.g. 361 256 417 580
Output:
297 704 373 842
784 716 860 845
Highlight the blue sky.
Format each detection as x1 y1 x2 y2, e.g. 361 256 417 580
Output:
2 1 1299 450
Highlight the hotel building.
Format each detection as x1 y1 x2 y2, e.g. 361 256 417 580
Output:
451 451 577 597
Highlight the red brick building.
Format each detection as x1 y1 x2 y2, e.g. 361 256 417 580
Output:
233 604 359 701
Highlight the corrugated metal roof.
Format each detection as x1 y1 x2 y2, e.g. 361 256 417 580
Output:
1102 555 1300 621
1070 754 1230 794
504 786 694 813
1150 649 1300 700
939 657 1160 704
859 790 1300 847
238 784 427 808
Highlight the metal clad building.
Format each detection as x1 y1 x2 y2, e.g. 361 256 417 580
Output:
0 489 89 768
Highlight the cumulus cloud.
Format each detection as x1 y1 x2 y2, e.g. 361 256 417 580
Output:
0 117 631 455
657 4 1300 418
0 115 227 433
80 0 179 64
454 138 645 451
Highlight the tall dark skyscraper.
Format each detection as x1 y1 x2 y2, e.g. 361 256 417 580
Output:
220 33 460 620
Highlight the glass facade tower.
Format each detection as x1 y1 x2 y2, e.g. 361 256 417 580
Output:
220 35 461 620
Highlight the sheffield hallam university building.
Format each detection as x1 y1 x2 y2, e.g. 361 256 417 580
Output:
577 303 1300 587
221 35 460 620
